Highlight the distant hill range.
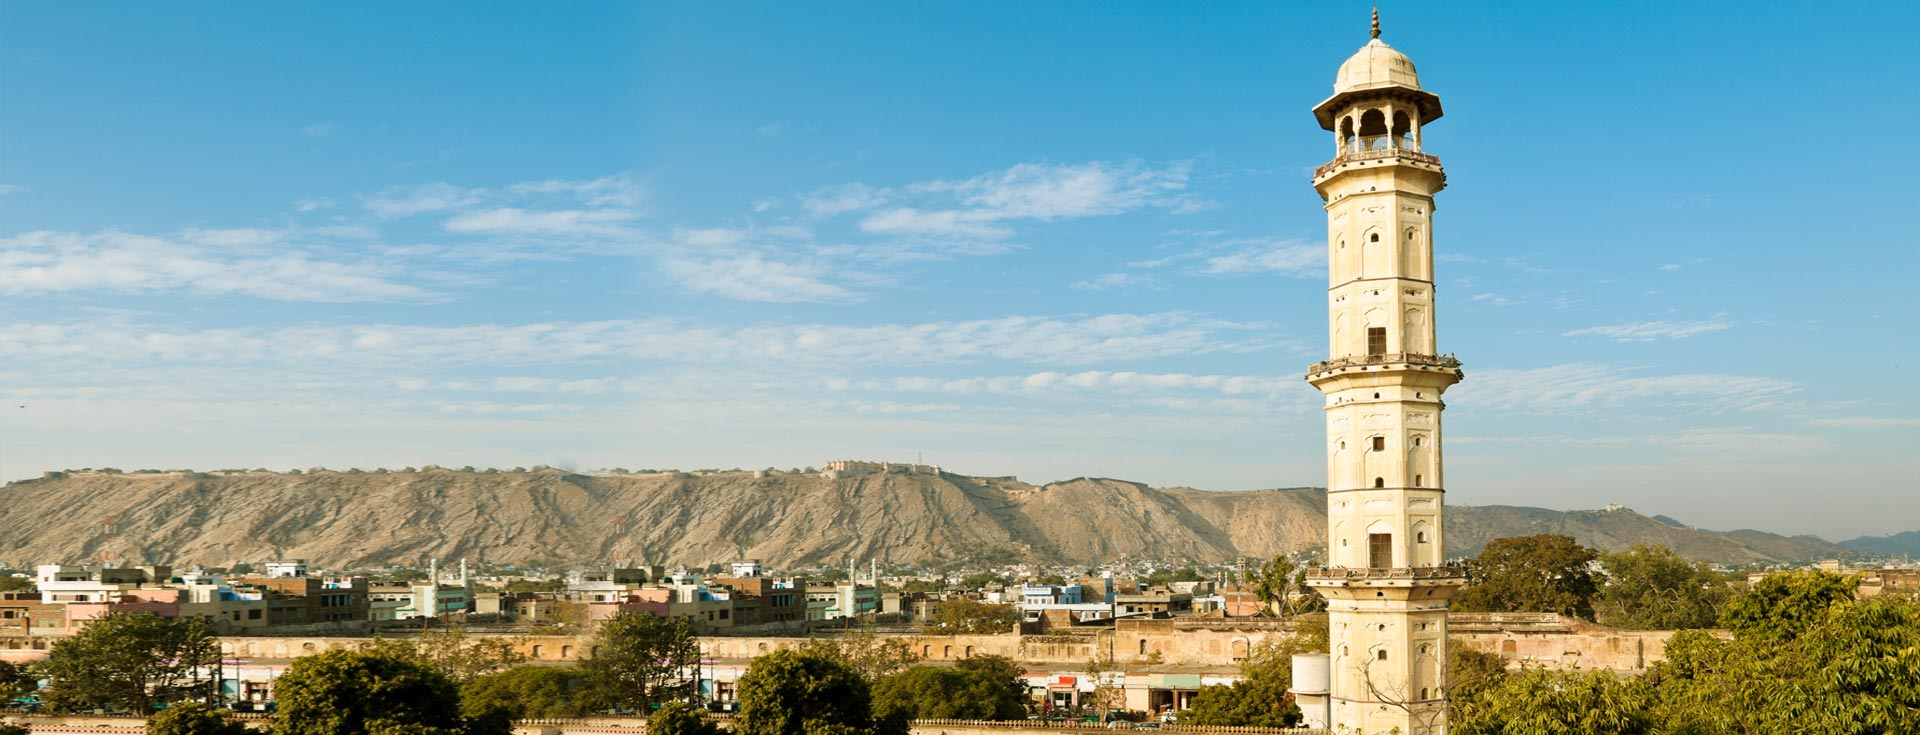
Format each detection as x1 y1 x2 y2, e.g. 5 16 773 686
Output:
1839 530 1920 559
0 466 1863 569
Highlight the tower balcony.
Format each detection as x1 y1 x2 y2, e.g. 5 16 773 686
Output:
1313 136 1443 181
1305 565 1468 583
1306 352 1462 382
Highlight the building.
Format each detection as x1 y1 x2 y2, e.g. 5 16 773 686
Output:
1298 12 1467 734
263 560 309 579
728 560 763 579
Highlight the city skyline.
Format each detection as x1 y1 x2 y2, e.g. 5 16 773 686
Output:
3 3 1917 540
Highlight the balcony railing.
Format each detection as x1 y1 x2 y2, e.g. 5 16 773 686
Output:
1307 352 1462 375
1305 566 1467 580
1315 136 1441 177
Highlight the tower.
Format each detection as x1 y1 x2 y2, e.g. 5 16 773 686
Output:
1301 11 1467 735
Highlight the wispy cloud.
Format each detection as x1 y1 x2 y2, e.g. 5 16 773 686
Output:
1070 273 1158 292
0 230 432 302
852 161 1202 243
662 254 859 304
1202 239 1322 276
299 122 340 139
0 313 1272 370
1457 363 1799 415
0 184 26 196
1563 315 1732 342
1806 417 1920 428
443 208 638 236
800 183 888 218
364 183 487 217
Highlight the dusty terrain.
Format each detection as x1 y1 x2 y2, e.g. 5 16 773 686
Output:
0 468 1846 569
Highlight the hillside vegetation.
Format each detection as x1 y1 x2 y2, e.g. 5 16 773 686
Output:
0 468 1848 568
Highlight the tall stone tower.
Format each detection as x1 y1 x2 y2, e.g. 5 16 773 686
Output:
1301 11 1467 735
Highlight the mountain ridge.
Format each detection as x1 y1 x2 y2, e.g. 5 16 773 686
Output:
0 468 1851 569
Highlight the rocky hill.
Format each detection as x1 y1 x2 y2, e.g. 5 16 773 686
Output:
0 468 1848 569
1840 530 1920 558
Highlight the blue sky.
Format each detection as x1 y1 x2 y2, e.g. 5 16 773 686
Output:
2 3 1916 540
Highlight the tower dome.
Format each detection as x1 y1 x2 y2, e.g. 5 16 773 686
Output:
1334 38 1420 94
1310 10 1442 131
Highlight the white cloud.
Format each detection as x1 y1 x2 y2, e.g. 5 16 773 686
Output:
859 208 1011 239
756 123 786 139
801 183 889 218
1456 364 1799 415
917 161 1192 219
503 174 646 208
0 230 432 302
443 208 637 236
1469 292 1513 306
661 254 859 304
300 122 339 138
0 313 1270 370
1807 417 1920 428
853 161 1200 240
180 227 285 247
1203 240 1322 276
1563 316 1732 341
1071 273 1157 292
296 198 336 212
365 183 486 217
0 184 25 196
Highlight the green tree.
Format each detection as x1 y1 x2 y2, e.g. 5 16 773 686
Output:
0 725 27 735
37 611 220 714
1594 544 1730 630
268 650 473 735
1082 652 1121 719
921 598 1018 635
228 562 254 575
1452 668 1652 735
1645 588 1920 734
649 701 725 735
1718 569 1856 642
0 577 32 592
0 659 36 701
735 649 902 735
365 625 528 684
956 572 1003 590
1241 555 1322 617
579 612 701 712
1443 643 1509 726
1453 534 1601 619
1181 644 1301 727
955 654 1028 711
798 626 920 683
872 665 1026 721
1142 567 1204 587
459 665 598 720
147 701 252 735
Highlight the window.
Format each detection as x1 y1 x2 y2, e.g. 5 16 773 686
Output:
1377 650 1388 661
1139 640 1148 655
1414 474 1423 487
1370 233 1380 242
248 609 262 620
1374 477 1386 488
1372 436 1385 451
1369 533 1392 569
1367 327 1387 355
1417 531 1428 543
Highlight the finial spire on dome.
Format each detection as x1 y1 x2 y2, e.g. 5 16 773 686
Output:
1370 6 1381 39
